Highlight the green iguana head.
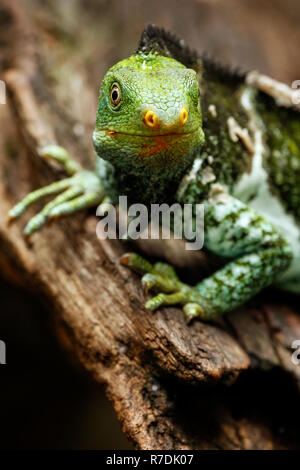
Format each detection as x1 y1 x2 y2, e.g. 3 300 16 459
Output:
93 25 205 204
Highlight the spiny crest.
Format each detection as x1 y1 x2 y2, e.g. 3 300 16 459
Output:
137 24 200 70
201 51 245 84
137 24 245 85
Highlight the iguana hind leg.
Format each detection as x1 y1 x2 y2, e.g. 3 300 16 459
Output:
120 253 213 321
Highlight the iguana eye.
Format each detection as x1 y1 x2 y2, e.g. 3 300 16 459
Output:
110 84 121 106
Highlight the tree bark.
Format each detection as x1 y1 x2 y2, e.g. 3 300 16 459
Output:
0 0 300 449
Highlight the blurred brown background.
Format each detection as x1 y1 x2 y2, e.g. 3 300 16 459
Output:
0 0 300 449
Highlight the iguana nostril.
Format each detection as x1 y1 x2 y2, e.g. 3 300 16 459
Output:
143 110 159 129
179 106 188 126
143 107 188 129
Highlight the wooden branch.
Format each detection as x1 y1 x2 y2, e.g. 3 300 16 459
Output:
1 0 300 449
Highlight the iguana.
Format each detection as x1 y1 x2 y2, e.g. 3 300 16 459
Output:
8 25 300 321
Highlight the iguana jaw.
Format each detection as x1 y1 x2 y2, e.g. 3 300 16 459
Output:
93 125 204 162
97 127 200 138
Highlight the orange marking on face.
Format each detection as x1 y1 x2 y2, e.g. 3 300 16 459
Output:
138 136 168 157
138 135 184 157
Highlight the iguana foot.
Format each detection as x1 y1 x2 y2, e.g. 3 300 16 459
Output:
8 145 105 236
120 252 213 322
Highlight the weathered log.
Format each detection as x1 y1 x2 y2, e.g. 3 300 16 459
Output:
1 0 300 449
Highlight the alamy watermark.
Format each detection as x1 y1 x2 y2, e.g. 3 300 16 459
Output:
0 340 6 365
291 340 300 365
96 196 205 250
0 80 5 104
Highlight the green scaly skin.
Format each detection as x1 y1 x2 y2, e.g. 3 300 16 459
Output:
8 25 299 322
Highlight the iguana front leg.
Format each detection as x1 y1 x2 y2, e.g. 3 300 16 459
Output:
121 197 293 321
8 145 105 236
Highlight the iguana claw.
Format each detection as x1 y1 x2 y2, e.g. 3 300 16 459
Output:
120 252 209 321
8 145 104 236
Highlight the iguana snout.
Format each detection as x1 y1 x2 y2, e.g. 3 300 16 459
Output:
143 105 188 131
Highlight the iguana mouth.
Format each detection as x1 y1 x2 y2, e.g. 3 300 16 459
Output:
98 127 200 138
94 128 201 158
